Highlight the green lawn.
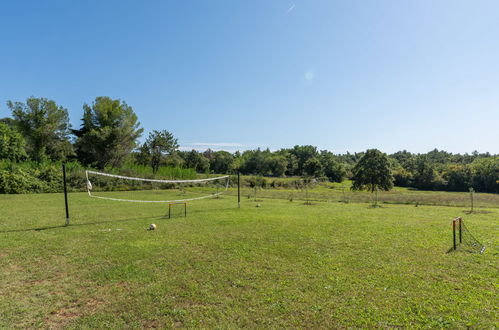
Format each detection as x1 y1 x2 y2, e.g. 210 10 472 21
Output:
0 191 497 328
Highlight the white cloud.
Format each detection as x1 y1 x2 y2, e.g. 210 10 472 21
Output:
287 4 295 13
304 70 315 81
185 142 244 147
180 142 245 152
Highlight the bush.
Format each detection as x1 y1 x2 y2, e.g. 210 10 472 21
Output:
0 169 48 193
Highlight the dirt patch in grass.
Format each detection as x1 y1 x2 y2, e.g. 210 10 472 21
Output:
45 305 82 328
0 252 10 258
45 298 105 328
143 319 160 328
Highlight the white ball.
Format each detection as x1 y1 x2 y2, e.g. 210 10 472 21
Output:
149 224 157 230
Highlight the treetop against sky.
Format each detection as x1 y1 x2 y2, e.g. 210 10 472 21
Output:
0 0 498 153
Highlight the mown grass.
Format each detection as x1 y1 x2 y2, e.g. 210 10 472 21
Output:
0 191 497 328
234 179 499 209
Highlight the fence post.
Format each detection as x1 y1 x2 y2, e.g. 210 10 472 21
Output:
453 219 456 250
459 217 462 244
63 163 70 226
237 172 241 208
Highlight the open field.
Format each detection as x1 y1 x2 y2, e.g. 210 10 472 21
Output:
233 179 499 209
0 190 498 328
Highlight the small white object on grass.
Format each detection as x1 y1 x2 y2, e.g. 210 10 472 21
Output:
149 224 157 231
256 204 261 208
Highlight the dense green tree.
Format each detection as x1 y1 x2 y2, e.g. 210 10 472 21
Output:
413 156 438 190
391 160 413 187
426 148 454 164
470 157 499 193
290 145 319 174
135 143 151 166
143 130 179 173
303 157 323 177
74 97 143 169
390 150 415 171
210 151 234 174
351 149 394 205
264 155 288 177
276 150 298 176
0 122 27 161
239 149 266 175
183 150 210 173
443 164 472 191
0 117 15 127
163 151 184 168
320 151 347 182
7 97 73 162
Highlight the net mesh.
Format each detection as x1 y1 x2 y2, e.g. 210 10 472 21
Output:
460 221 485 254
85 170 230 203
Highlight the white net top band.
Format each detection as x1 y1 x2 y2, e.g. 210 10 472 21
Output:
85 170 230 203
85 170 229 183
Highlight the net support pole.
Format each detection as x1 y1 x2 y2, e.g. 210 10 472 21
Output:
63 163 70 226
237 172 241 208
452 219 456 250
459 217 462 244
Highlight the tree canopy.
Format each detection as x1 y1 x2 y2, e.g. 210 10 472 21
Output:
74 97 143 169
142 130 179 173
0 122 27 162
7 97 73 162
351 149 394 193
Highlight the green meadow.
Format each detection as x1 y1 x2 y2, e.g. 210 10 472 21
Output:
0 190 497 328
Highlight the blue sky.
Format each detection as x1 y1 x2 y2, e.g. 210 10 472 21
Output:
0 0 498 154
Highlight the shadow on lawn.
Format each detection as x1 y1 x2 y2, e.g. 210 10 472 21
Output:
0 206 237 233
0 215 164 233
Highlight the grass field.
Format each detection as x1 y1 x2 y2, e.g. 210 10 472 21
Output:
236 178 499 209
0 190 498 328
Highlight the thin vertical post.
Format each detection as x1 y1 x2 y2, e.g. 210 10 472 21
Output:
168 204 171 219
452 219 456 250
237 172 241 208
184 202 187 217
459 217 462 244
63 163 70 226
469 188 474 213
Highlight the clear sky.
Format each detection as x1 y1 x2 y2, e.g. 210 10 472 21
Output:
0 0 498 154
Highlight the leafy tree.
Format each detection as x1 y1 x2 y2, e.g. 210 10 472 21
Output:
391 160 413 187
74 97 143 169
7 97 73 162
303 157 323 177
143 130 179 173
0 117 15 127
320 151 346 182
290 145 319 175
413 156 438 190
239 149 266 174
184 150 210 173
351 149 393 206
265 155 288 177
277 150 298 176
470 157 499 193
390 150 415 171
210 151 234 174
163 151 184 168
135 143 151 166
0 122 27 161
443 164 472 191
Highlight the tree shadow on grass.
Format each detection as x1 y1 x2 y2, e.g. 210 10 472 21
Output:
0 206 238 233
0 215 164 233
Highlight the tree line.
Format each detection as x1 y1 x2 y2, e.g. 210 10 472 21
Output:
1 96 498 193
